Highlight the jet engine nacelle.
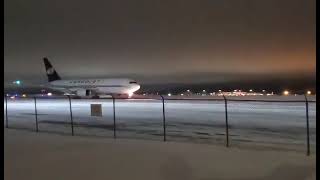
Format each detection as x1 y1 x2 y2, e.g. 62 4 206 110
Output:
76 89 91 96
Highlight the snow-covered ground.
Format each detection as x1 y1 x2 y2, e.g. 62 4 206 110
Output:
4 95 316 152
4 128 316 180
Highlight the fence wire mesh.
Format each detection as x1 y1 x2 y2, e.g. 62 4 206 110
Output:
3 95 316 155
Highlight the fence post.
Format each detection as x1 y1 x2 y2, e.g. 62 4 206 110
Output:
112 96 116 139
68 96 74 136
5 95 8 128
223 95 229 147
34 97 39 132
304 94 310 156
160 95 166 142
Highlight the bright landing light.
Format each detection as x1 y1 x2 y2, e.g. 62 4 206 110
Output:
307 91 311 95
47 93 52 96
283 90 289 96
13 80 21 85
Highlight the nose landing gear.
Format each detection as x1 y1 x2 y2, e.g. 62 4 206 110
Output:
91 95 100 99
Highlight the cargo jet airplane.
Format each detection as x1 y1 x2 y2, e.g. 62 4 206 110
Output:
43 57 140 98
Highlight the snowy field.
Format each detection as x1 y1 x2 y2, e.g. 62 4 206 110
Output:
4 95 316 153
5 129 316 180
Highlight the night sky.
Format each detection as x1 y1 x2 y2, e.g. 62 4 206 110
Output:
4 0 316 89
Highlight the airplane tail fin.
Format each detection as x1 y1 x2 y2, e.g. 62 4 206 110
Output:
43 57 61 82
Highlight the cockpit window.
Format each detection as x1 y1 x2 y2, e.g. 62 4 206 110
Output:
129 81 137 84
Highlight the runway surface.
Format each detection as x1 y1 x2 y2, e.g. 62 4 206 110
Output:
4 95 316 152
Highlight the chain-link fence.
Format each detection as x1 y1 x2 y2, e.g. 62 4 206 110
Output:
4 95 316 155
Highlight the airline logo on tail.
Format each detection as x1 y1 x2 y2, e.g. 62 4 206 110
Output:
43 57 61 82
46 67 55 75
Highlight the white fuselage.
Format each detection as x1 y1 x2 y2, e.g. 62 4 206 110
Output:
48 78 140 96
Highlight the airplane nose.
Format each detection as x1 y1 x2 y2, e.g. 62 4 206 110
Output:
130 84 140 91
135 84 140 91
